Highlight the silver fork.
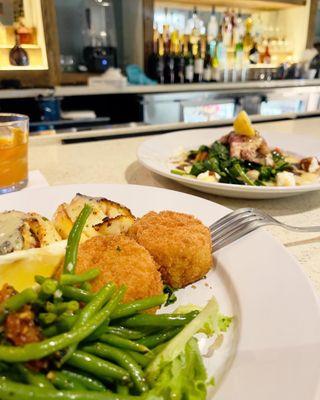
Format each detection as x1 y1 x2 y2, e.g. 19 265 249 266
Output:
210 207 320 252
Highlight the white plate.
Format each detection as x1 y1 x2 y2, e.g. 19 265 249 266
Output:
0 184 320 399
138 128 320 199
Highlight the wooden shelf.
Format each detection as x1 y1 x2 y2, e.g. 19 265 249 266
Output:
156 0 306 11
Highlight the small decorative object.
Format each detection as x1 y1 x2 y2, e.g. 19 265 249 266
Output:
9 33 29 66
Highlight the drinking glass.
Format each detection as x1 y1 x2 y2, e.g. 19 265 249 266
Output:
0 114 29 194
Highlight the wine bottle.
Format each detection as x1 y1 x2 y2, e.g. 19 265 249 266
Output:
249 42 259 64
185 41 194 83
193 40 204 83
174 36 185 84
163 36 174 84
203 41 212 82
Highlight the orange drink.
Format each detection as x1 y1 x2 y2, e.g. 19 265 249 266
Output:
0 114 29 194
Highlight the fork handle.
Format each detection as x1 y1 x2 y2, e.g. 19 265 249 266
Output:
277 223 320 233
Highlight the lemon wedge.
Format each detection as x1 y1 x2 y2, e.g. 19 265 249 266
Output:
233 110 256 137
0 240 66 291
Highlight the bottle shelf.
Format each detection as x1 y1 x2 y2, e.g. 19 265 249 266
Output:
0 65 48 71
0 44 40 49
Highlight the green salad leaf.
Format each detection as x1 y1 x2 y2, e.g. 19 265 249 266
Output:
144 338 207 400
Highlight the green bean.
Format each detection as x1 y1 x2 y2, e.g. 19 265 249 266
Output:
59 283 116 365
137 327 182 349
121 311 199 328
60 269 100 286
66 350 130 384
41 279 59 295
47 371 86 391
126 351 154 368
0 362 8 372
42 325 59 337
116 384 129 394
63 204 92 274
60 286 93 303
60 370 106 392
36 275 93 303
83 343 148 393
39 312 57 325
35 275 46 285
81 282 92 292
0 378 132 400
99 334 149 353
16 364 55 389
102 326 145 340
46 301 79 314
0 288 37 323
111 294 167 320
0 286 124 362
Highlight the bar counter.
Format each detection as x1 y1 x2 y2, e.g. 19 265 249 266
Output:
29 117 320 296
1 79 320 99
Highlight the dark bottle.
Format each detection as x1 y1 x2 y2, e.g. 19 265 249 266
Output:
249 42 259 64
163 37 174 84
174 39 185 83
9 34 29 66
203 42 212 82
193 40 204 83
184 41 194 83
148 32 165 83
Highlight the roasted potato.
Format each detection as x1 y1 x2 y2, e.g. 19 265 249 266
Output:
53 193 135 240
0 211 62 255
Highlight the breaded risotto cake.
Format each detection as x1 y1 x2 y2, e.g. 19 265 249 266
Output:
76 235 163 304
128 211 213 288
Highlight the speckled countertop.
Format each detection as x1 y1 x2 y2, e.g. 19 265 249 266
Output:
29 118 320 295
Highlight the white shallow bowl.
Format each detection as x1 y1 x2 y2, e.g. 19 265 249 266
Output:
0 184 320 399
138 128 320 199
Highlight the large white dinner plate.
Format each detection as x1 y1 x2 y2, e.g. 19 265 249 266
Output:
0 184 320 399
138 128 320 199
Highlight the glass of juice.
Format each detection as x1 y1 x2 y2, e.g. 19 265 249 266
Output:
0 114 29 194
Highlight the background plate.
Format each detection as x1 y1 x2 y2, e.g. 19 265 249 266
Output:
138 128 320 199
0 184 320 399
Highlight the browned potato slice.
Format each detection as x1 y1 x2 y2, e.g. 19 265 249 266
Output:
52 204 74 239
52 193 136 240
94 215 136 236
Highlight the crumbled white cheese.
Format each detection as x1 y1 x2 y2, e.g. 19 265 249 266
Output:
265 155 274 167
197 171 220 183
308 157 319 173
246 169 260 181
276 171 296 187
184 165 192 174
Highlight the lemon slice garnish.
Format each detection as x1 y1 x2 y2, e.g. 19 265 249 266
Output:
233 111 256 137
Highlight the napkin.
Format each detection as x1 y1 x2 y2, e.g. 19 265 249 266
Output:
24 170 49 190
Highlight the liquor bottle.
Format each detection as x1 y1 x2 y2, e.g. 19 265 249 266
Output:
174 36 185 84
249 42 259 64
203 42 212 82
156 34 165 84
194 40 204 83
163 36 174 84
185 41 194 83
234 37 244 68
207 6 218 43
234 12 244 47
147 28 160 81
243 17 254 50
262 43 271 64
211 26 223 82
9 34 29 66
188 7 201 45
222 9 232 47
